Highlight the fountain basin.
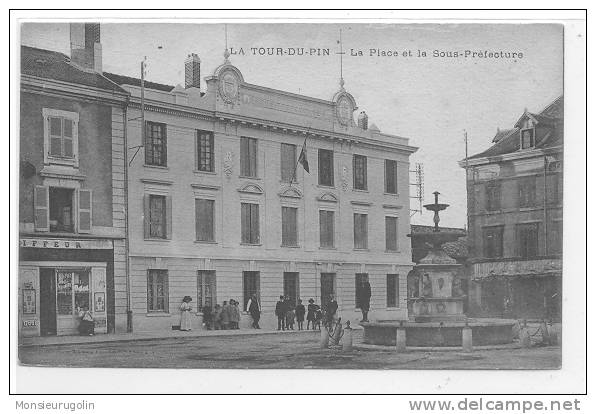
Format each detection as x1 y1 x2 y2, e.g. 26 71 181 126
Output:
361 318 517 347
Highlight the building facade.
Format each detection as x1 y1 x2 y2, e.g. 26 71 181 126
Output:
460 96 563 321
18 24 129 337
106 51 418 332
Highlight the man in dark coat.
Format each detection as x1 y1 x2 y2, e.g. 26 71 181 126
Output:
275 295 286 330
358 280 372 322
246 294 261 329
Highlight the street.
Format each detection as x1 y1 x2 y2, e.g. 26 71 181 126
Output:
19 331 561 370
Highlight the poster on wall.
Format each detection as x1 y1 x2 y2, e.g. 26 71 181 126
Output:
22 289 36 314
94 292 105 312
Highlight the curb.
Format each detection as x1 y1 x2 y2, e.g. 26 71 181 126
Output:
353 342 526 352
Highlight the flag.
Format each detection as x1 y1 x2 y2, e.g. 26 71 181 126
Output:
298 139 309 173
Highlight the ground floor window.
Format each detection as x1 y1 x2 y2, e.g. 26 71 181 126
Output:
147 269 168 312
197 270 216 312
386 274 399 307
283 272 299 308
355 273 369 309
243 271 260 310
320 273 336 311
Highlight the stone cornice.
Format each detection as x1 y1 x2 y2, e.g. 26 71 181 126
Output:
460 146 563 168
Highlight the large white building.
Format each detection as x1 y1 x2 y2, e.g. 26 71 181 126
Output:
105 49 418 331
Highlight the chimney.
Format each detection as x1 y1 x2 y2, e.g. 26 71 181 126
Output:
185 53 201 90
70 23 102 72
357 111 369 130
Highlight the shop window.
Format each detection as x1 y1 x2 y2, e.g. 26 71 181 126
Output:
145 121 167 167
240 137 258 177
387 274 399 307
353 154 367 190
355 273 369 309
243 271 260 310
241 202 260 244
195 198 215 242
197 270 216 312
56 271 73 315
385 216 399 251
318 149 334 186
319 210 335 248
42 108 79 166
354 213 368 249
196 130 214 172
49 188 74 233
281 206 298 247
385 159 398 194
483 226 504 258
281 143 297 183
147 269 169 312
283 272 299 308
73 272 91 312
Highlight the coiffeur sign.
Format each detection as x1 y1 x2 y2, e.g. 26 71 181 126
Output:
20 238 113 249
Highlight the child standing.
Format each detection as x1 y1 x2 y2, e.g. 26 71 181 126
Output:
286 306 295 330
295 299 305 331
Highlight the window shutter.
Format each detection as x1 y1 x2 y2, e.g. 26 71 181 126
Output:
78 189 92 233
252 204 260 243
162 124 168 167
144 121 151 164
34 185 49 232
194 130 199 170
241 203 249 243
143 194 150 239
165 195 173 239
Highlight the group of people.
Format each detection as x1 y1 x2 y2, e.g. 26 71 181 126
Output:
201 299 243 330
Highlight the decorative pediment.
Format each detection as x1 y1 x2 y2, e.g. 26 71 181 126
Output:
317 192 339 203
278 187 303 199
237 183 264 195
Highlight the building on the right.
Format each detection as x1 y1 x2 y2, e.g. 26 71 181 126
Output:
459 96 563 321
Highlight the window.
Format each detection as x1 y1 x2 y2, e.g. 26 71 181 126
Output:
318 149 334 186
548 173 561 205
355 273 369 309
485 181 501 211
517 223 539 258
319 210 335 248
549 220 563 255
320 273 336 310
354 213 368 249
353 154 367 190
281 206 298 247
483 226 504 258
197 270 216 312
385 216 399 251
520 128 535 149
148 195 167 239
43 108 79 165
518 176 536 208
196 130 214 172
241 203 260 244
147 269 168 312
385 159 398 194
145 122 167 167
240 137 258 177
34 186 92 233
281 143 297 183
195 199 215 242
387 274 399 307
49 188 74 233
283 272 299 308
243 271 260 310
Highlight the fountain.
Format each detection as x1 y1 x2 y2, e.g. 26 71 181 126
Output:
361 192 516 347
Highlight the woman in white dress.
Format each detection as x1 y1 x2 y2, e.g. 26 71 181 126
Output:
180 296 193 331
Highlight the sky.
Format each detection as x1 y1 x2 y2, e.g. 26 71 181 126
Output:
20 22 563 228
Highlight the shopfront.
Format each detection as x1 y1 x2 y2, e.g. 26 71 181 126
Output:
19 237 114 337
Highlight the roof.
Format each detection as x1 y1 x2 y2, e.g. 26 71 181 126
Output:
467 95 563 160
103 72 175 92
21 45 126 94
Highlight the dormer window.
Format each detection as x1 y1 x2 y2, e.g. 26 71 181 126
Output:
520 128 535 149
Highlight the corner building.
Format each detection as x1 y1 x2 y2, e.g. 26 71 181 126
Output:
108 54 417 331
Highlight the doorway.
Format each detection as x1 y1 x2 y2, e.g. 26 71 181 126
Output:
320 273 336 311
39 268 57 336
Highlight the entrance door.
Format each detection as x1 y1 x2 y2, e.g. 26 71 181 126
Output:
39 268 57 336
320 273 336 311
